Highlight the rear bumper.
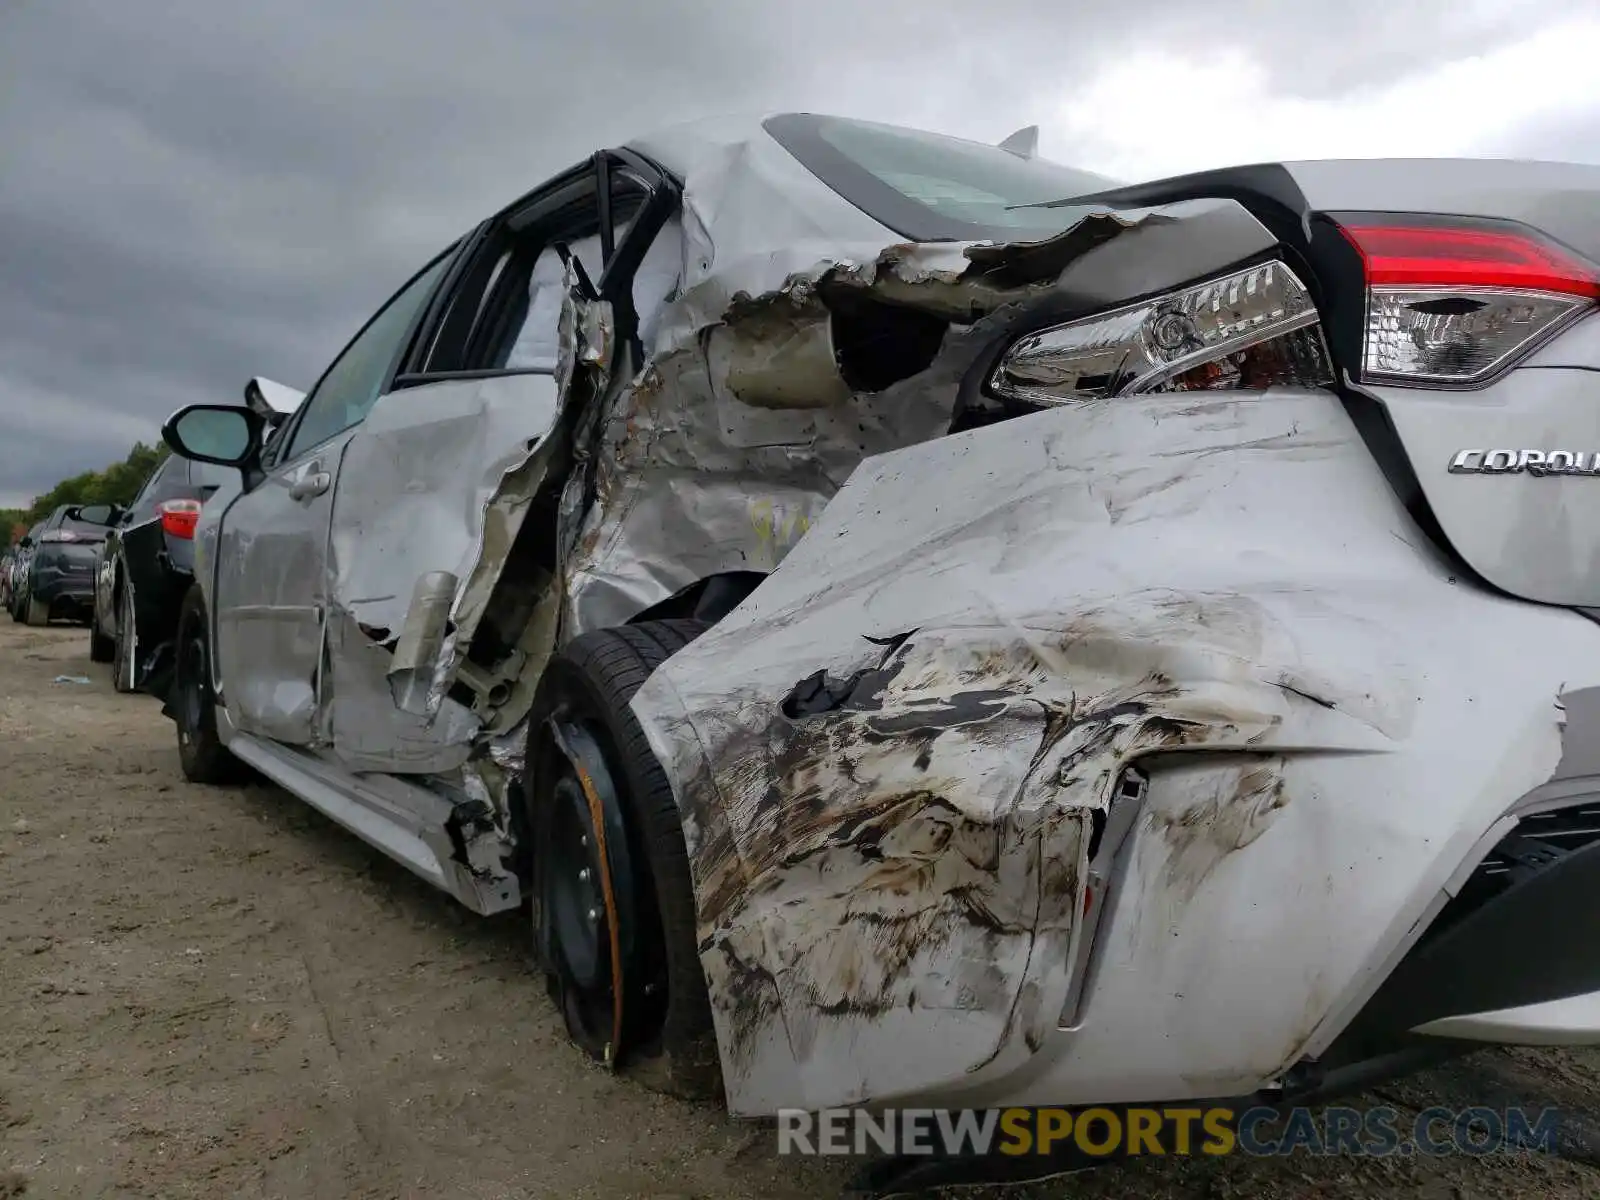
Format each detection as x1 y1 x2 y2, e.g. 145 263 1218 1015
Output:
628 390 1600 1116
32 575 96 616
129 554 195 694
1321 711 1600 1067
639 619 1600 1115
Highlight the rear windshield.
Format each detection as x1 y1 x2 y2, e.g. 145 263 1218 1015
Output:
58 519 107 541
764 113 1122 243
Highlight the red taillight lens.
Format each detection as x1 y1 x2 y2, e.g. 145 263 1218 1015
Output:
158 499 202 539
1339 221 1600 298
1333 214 1600 387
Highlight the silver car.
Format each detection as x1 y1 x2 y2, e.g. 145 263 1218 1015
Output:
160 112 1600 1147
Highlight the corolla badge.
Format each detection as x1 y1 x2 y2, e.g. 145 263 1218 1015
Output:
1449 449 1600 476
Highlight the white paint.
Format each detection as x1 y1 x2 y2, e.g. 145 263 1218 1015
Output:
634 387 1599 1113
1413 990 1600 1045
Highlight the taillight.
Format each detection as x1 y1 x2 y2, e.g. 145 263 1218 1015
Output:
1334 214 1600 387
158 499 202 539
989 259 1335 406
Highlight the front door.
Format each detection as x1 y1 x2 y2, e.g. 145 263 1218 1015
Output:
212 437 348 742
213 250 455 744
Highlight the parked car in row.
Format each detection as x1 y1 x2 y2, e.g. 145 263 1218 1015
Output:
157 109 1600 1170
90 379 304 694
0 546 16 609
4 524 40 619
7 505 117 626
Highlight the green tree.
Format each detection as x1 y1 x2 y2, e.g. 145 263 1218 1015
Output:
18 440 172 526
1 509 26 548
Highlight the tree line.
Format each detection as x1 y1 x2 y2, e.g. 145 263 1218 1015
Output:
2 441 170 548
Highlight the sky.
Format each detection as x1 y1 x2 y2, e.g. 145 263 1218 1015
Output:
3 0 1600 508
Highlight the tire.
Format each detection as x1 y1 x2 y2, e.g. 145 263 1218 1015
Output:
525 618 720 1100
24 594 50 627
173 585 245 785
89 601 115 663
111 585 137 693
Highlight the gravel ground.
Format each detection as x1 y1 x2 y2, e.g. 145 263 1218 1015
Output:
2 618 1598 1199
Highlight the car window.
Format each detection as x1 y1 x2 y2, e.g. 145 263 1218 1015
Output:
128 467 159 508
131 456 180 508
282 254 452 462
60 517 109 540
763 113 1123 243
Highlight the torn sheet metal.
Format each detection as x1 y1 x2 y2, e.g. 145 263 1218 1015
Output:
321 605 478 774
390 571 457 714
548 125 1271 635
316 117 1242 781
631 388 1592 1113
560 208 1182 634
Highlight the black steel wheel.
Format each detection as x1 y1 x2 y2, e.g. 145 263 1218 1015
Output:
523 619 721 1100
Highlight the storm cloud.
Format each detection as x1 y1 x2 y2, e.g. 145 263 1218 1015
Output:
2 0 1597 506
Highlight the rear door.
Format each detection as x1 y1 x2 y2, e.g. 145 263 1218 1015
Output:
313 150 680 773
101 456 176 640
214 250 455 745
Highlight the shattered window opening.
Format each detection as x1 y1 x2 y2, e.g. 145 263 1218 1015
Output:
443 192 660 376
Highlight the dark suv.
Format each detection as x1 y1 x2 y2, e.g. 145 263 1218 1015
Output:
11 505 116 626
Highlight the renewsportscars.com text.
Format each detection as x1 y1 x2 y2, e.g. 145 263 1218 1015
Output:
777 1105 1563 1159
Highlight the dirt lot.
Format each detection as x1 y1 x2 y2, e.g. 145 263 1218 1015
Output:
2 618 1599 1199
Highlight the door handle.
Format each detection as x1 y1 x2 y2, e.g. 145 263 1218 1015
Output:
289 471 331 502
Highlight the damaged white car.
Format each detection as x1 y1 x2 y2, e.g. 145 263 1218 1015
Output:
162 113 1600 1126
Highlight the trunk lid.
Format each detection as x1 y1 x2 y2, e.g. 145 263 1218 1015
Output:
1081 157 1600 606
1279 159 1600 606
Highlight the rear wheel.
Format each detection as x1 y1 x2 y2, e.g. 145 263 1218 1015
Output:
173 585 245 785
523 619 720 1100
111 585 138 693
24 595 49 627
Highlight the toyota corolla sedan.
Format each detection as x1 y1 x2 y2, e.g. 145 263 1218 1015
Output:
154 111 1600 1152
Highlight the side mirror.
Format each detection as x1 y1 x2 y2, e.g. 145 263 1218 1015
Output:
18 537 33 550
162 404 265 468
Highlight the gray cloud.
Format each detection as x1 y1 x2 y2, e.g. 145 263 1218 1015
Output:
0 0 1592 506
